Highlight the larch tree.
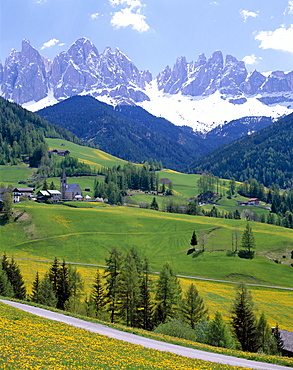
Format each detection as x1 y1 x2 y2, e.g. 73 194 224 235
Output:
153 262 182 325
104 246 123 323
182 283 207 329
138 256 153 331
91 269 106 318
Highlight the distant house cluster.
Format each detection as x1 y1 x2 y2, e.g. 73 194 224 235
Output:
47 149 70 156
237 198 261 206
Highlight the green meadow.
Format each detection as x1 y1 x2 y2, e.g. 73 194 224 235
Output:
2 201 293 289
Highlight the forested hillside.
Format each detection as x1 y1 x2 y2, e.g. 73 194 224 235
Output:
0 97 80 165
37 95 210 171
189 113 293 188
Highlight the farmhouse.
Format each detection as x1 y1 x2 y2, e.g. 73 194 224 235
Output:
248 198 261 205
12 187 35 202
36 190 61 203
48 149 70 156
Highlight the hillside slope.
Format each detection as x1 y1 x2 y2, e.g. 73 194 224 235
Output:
0 97 80 165
189 112 293 188
37 95 211 171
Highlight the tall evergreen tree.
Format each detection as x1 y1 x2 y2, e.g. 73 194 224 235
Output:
91 270 106 318
118 253 140 327
241 222 256 254
150 197 159 210
182 283 207 329
67 266 84 312
138 257 153 330
49 257 59 294
0 268 14 297
5 258 26 300
190 231 198 249
230 283 260 352
104 246 122 323
31 272 41 303
38 273 57 308
273 324 284 354
257 312 277 354
153 262 182 325
56 260 71 310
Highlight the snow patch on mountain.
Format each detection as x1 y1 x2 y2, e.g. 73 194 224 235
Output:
138 81 292 132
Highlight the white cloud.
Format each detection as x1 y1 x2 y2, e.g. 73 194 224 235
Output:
35 0 47 3
242 54 262 65
255 25 293 53
284 1 293 15
109 0 150 32
91 13 100 20
240 9 259 22
41 39 63 50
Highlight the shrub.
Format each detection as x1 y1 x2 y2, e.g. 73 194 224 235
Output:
153 318 196 341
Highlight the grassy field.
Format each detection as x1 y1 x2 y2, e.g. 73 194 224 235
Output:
0 302 267 370
0 165 34 187
46 138 129 169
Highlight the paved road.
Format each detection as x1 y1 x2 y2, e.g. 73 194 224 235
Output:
1 299 291 370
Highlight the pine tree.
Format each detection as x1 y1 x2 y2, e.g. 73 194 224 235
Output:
3 192 13 222
31 272 41 303
104 246 122 323
273 324 284 354
6 258 26 300
118 253 140 327
91 270 106 317
190 231 198 248
153 262 182 325
150 197 159 210
182 283 207 329
56 260 71 310
38 273 57 307
230 283 260 352
138 257 153 330
206 311 235 349
257 312 277 354
49 257 59 294
0 268 14 297
67 266 84 312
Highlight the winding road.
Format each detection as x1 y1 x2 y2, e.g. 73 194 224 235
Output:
1 299 291 370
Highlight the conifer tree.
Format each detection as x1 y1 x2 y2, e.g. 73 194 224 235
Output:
91 270 106 317
153 262 182 325
150 197 159 210
56 260 71 310
190 231 198 249
257 312 277 354
118 253 140 327
38 273 57 307
5 258 26 300
206 311 235 349
49 257 59 294
241 222 255 253
138 257 153 330
230 283 260 352
31 272 41 303
104 246 122 323
0 268 14 297
273 324 284 354
182 283 207 329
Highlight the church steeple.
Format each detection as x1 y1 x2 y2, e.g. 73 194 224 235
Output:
60 167 66 200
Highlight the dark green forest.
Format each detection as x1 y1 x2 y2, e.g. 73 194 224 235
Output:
189 113 293 188
37 95 210 171
0 97 81 165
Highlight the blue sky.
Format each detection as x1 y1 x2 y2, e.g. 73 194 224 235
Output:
1 0 293 76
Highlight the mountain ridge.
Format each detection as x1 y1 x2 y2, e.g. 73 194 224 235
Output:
1 38 292 132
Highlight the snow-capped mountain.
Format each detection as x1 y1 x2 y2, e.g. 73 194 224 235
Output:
1 38 293 132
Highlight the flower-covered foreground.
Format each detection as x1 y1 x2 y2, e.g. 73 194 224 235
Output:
0 303 254 370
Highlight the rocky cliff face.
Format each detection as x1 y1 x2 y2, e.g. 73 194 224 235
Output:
1 38 293 117
156 50 293 105
1 38 151 105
